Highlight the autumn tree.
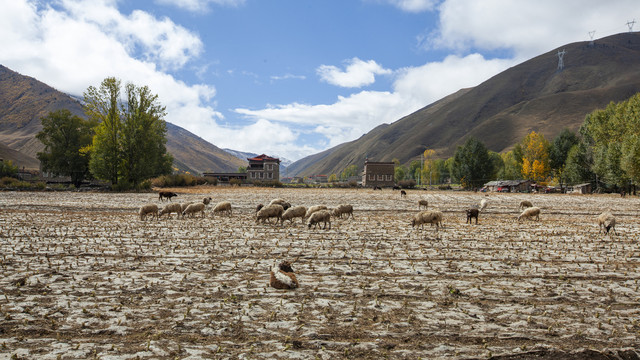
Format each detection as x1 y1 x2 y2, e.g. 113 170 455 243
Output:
36 109 96 187
340 164 358 181
520 131 550 182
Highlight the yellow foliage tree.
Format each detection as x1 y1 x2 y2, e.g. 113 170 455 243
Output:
520 131 550 181
422 149 436 184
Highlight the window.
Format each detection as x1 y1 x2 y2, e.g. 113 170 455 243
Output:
377 175 383 181
369 174 375 180
386 175 392 181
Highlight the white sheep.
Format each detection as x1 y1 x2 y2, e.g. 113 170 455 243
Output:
269 198 291 210
332 204 354 219
517 206 540 221
139 204 159 221
305 205 328 219
282 206 307 224
182 203 206 218
180 202 194 213
307 210 331 229
411 210 443 231
418 199 428 210
159 203 183 219
597 210 617 235
212 201 232 216
519 200 533 210
479 198 488 212
256 204 284 225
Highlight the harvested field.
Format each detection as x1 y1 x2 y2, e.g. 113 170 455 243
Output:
1 187 639 359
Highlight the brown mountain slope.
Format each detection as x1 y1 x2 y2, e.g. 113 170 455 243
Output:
288 32 640 178
0 65 246 174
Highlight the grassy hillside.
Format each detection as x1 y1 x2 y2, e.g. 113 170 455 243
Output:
289 32 640 178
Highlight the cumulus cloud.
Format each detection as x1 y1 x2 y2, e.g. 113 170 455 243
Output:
317 58 392 88
155 0 245 12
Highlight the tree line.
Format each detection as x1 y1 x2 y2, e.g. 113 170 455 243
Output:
37 77 172 189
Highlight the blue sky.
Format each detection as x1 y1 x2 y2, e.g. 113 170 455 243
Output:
1 0 638 161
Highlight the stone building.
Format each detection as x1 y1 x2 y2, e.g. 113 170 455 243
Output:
247 154 280 181
362 160 395 188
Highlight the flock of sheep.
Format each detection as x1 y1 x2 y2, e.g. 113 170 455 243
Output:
142 190 617 235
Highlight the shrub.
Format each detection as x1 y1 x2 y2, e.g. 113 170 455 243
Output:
252 180 283 188
229 178 242 187
398 180 416 189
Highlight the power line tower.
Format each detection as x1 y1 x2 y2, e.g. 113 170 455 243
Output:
588 30 596 46
557 49 566 71
627 19 636 32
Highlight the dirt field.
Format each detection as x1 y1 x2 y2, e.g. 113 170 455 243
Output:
1 187 639 359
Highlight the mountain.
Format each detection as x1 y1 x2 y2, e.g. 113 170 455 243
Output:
0 64 246 174
288 32 640 178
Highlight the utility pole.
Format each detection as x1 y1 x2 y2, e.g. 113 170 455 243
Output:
557 49 566 71
627 19 636 32
588 31 595 46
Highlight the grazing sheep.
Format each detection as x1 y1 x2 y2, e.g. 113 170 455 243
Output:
400 190 407 198
159 203 183 219
517 206 541 221
332 204 354 219
139 204 159 221
270 261 298 289
182 203 206 218
256 204 284 225
305 205 328 219
418 199 428 210
597 211 617 235
411 210 443 231
282 206 307 224
255 204 264 213
479 198 488 212
212 201 232 216
158 191 177 202
308 210 331 229
269 198 291 210
180 202 194 213
466 208 479 224
519 200 533 210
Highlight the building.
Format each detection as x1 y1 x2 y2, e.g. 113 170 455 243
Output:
202 172 247 183
482 180 532 192
247 154 280 181
362 160 395 188
569 183 592 194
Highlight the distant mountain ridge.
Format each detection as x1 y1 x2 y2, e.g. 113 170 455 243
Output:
0 64 246 174
287 32 640 178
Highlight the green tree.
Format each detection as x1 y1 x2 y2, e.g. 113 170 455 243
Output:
0 159 18 178
497 150 521 180
328 173 338 182
238 166 247 173
451 137 494 189
85 77 122 185
340 164 358 181
394 164 407 183
408 160 421 181
564 142 594 185
549 128 579 189
36 109 95 187
84 77 172 188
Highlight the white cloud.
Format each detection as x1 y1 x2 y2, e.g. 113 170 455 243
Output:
317 58 392 88
155 0 245 12
369 0 437 12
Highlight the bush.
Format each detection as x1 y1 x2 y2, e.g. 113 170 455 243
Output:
349 180 359 188
252 180 283 188
229 178 242 187
398 180 416 189
151 174 210 188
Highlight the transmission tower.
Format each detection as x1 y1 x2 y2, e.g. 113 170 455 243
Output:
557 49 566 71
627 19 636 32
588 30 596 46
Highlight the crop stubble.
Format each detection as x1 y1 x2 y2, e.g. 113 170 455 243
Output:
0 188 639 359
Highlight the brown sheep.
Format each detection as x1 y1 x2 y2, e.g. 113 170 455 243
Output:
270 261 298 289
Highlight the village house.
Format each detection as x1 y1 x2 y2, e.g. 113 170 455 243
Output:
362 159 395 188
247 154 280 181
482 180 532 192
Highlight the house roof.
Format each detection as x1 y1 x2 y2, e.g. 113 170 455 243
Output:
247 154 280 162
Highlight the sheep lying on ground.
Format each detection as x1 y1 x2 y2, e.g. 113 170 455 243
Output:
332 204 354 219
411 210 443 231
305 205 328 219
282 206 307 224
517 206 541 221
182 203 207 218
269 198 291 210
466 208 479 224
158 191 177 201
213 201 232 216
479 198 488 212
256 204 284 225
418 199 428 210
597 210 617 235
307 210 331 230
519 200 533 210
270 261 298 289
159 203 183 219
139 204 159 221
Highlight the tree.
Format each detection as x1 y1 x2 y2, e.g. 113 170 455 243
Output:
0 159 18 178
394 165 407 183
549 128 579 189
36 109 95 187
84 77 172 188
520 131 550 181
328 173 338 182
451 137 494 189
238 166 247 173
564 142 593 185
421 149 437 185
340 164 358 181
408 160 421 181
497 151 520 180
